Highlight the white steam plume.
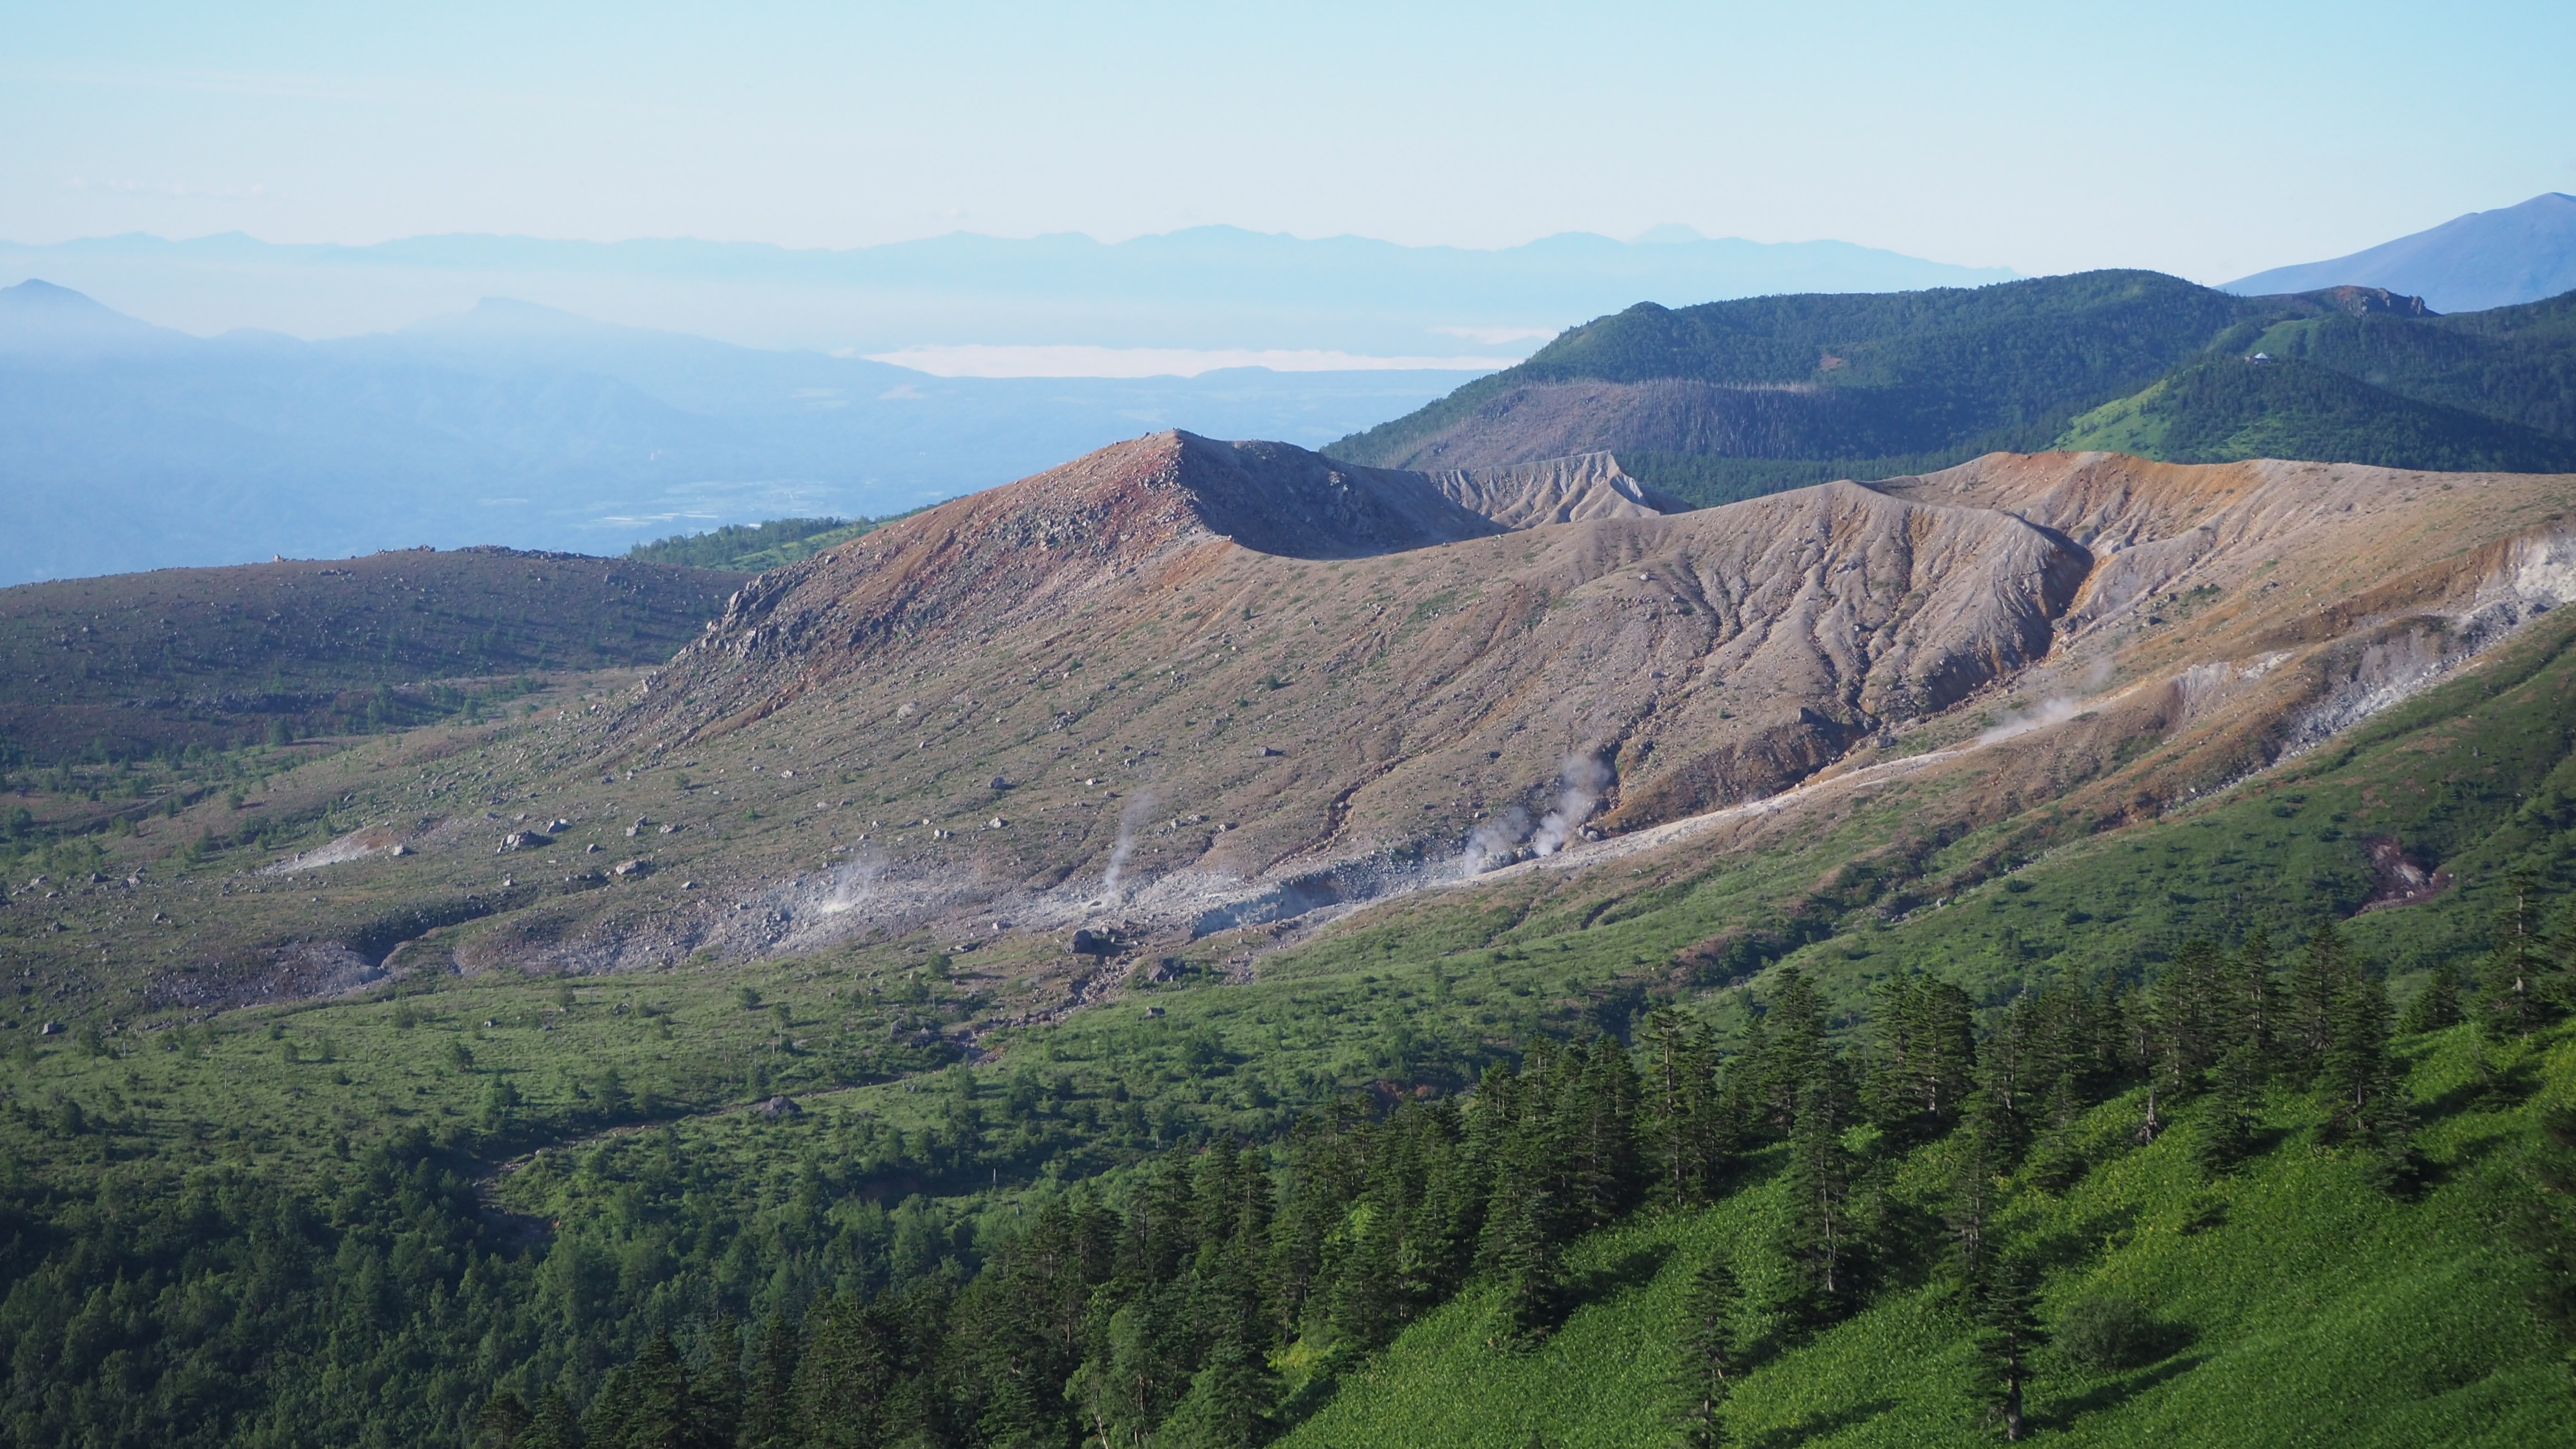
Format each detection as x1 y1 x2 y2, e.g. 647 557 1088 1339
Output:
1461 804 1531 876
1976 658 2116 747
817 852 883 916
1530 754 1611 857
1102 790 1158 903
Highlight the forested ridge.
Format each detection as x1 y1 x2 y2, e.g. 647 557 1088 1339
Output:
1327 271 2576 496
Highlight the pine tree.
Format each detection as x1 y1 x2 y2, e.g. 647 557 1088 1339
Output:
473 1391 532 1449
1972 1255 2044 1442
2152 939 2228 1095
2320 962 2414 1191
520 1385 580 1449
1483 1172 1562 1347
1782 1073 1858 1320
1668 1253 1743 1449
2288 925 2359 1071
1865 976 1977 1145
1150 1334 1276 1449
739 1315 801 1449
1945 1089 2009 1284
2477 871 2557 1040
2225 927 2280 1064
2399 959 2465 1035
2192 1041 2265 1178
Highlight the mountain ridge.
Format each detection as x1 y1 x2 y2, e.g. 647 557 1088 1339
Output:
1329 271 2576 492
0 225 2019 354
2226 192 2576 312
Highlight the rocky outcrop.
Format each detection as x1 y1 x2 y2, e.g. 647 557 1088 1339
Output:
1420 451 1687 527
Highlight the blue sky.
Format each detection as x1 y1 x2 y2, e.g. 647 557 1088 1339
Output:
4 0 2572 282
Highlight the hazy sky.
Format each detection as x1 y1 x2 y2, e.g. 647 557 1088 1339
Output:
6 0 2572 282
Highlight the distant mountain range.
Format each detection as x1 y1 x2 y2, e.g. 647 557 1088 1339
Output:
1332 272 2576 498
0 281 1485 585
2227 193 2576 312
0 225 2019 358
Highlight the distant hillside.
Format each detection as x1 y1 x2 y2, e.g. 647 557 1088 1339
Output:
2057 355 2576 473
2227 193 2576 312
2235 284 2576 439
1329 272 2576 499
626 517 858 570
624 507 948 572
0 547 741 765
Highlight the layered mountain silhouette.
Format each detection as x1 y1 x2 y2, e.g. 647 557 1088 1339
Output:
0 282 1485 585
2227 193 2576 312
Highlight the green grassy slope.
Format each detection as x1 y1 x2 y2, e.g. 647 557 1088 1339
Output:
2054 357 2576 472
1281 1029 2571 1449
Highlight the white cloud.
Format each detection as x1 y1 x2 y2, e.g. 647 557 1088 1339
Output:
866 344 1516 378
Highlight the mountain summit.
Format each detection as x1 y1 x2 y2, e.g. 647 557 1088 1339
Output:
2225 193 2576 312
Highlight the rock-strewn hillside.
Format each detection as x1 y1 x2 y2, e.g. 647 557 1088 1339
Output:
49 432 2572 1001
546 437 2574 969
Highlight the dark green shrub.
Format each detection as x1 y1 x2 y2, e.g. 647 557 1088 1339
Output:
2054 1293 2183 1372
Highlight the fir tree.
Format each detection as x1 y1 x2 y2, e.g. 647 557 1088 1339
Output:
1483 1173 1563 1347
1669 1253 1744 1449
2399 959 2465 1035
2224 927 2280 1064
2319 962 2414 1191
2477 870 2557 1040
1077 1282 1191 1445
1645 1011 1731 1206
795 1294 910 1449
1865 975 1977 1145
1782 1074 1859 1319
738 1315 801 1449
473 1391 532 1449
2288 925 2359 1071
1945 1088 2009 1283
520 1385 580 1449
1972 1255 2045 1442
1152 1335 1276 1449
2152 939 2229 1094
2192 1041 2265 1178
1568 1035 1645 1231
595 1332 695 1449
1755 970 1830 1134
692 1318 743 1449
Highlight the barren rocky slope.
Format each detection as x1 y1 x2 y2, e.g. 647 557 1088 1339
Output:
458 440 2576 967
40 433 2573 1008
